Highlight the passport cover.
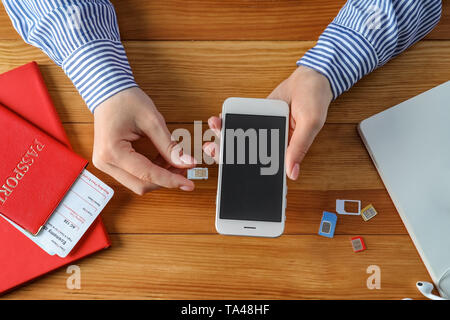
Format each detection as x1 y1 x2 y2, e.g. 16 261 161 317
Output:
0 103 88 235
0 62 111 295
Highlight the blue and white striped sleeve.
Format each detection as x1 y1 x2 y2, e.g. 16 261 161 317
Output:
2 0 138 113
298 0 442 100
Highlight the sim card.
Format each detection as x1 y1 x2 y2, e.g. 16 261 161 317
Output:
361 204 378 221
318 211 337 238
187 168 208 180
350 236 366 252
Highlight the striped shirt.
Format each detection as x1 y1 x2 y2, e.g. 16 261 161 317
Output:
2 0 137 113
2 1 443 111
298 0 442 99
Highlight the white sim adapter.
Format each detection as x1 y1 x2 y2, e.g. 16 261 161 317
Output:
336 199 361 216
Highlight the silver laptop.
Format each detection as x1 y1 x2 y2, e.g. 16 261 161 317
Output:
358 81 450 298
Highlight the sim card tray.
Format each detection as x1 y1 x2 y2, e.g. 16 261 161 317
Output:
336 199 361 216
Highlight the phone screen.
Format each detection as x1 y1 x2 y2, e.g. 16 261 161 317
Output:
219 113 286 222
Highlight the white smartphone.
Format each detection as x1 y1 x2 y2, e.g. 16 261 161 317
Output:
215 97 289 238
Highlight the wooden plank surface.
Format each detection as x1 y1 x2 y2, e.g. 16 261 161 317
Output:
0 0 448 40
99 188 407 235
59 123 403 236
68 123 385 191
1 1 448 300
0 40 449 124
2 235 431 300
65 122 405 235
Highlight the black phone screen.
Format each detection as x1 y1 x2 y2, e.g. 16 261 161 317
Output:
219 113 286 222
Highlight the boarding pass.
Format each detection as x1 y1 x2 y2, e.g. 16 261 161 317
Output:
1 169 113 257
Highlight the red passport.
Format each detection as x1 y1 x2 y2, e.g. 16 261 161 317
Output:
0 62 111 295
0 104 88 235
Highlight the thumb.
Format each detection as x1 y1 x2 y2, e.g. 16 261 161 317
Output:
286 117 322 180
139 114 196 168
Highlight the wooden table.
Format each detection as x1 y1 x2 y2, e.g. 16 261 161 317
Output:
1 0 450 300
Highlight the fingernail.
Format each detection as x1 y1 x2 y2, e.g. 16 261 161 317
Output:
213 128 221 137
180 154 197 165
205 143 215 155
290 163 300 180
180 185 194 192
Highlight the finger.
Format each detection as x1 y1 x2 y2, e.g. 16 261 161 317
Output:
203 142 214 157
154 155 189 178
208 116 222 137
138 116 197 168
203 141 220 164
98 162 160 195
153 154 173 170
169 167 187 176
110 147 195 191
208 116 222 129
285 120 320 181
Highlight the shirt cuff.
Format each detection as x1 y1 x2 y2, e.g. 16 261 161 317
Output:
297 23 379 100
62 40 138 113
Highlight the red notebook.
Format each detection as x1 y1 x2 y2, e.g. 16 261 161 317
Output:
0 62 111 295
0 103 88 235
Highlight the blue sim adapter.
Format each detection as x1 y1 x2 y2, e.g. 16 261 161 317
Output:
318 211 337 238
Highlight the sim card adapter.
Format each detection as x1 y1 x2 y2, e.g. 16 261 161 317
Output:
318 211 337 238
336 199 361 216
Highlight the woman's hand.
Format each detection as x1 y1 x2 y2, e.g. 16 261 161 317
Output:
203 65 333 180
93 87 196 195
